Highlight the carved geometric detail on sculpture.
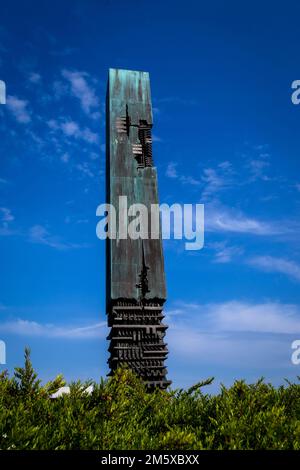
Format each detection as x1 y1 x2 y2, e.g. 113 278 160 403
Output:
136 243 150 301
107 301 170 389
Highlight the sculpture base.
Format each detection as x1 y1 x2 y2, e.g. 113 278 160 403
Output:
107 301 171 389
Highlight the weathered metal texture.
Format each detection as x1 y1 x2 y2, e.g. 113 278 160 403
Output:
106 69 170 389
107 69 166 303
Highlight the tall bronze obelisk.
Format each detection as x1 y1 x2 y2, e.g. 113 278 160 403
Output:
106 69 171 389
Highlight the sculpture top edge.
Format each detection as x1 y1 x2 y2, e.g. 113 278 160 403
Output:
108 68 152 108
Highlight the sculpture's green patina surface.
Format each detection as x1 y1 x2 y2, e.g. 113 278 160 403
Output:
106 69 170 388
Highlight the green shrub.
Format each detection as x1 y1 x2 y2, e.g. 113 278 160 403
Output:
0 349 299 450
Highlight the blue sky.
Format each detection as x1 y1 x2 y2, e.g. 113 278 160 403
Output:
1 0 300 392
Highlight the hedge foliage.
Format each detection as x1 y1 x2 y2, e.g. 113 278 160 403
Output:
0 348 300 450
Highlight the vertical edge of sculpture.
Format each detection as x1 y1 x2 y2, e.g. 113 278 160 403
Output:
106 68 171 389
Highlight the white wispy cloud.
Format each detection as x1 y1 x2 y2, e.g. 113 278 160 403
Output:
165 162 201 185
200 161 234 200
180 175 201 186
206 301 300 334
90 151 100 160
165 160 232 196
218 161 232 171
249 159 270 179
241 144 274 183
61 152 70 163
201 167 227 200
254 144 269 151
28 225 88 250
248 256 300 283
0 319 107 339
168 327 288 370
165 300 300 369
167 300 300 334
61 69 100 118
205 204 284 236
6 95 31 123
0 207 15 236
76 162 94 178
47 118 99 145
28 72 41 84
80 127 99 144
209 241 244 263
0 207 14 222
60 120 79 136
166 162 178 178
